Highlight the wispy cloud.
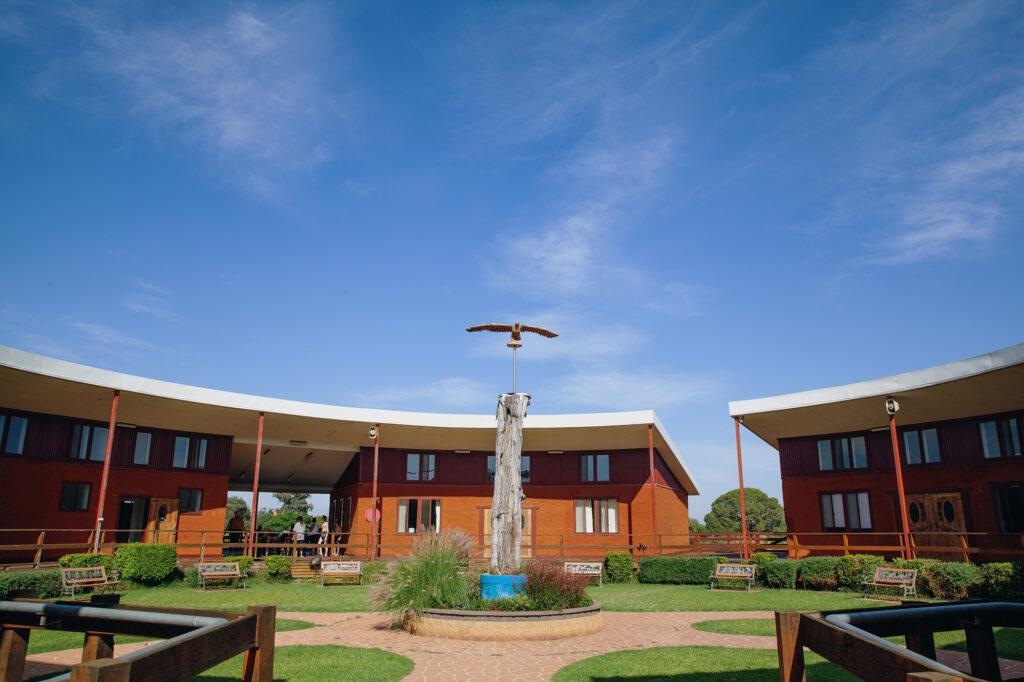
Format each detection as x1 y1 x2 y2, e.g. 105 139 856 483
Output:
553 369 719 411
121 281 176 320
354 377 493 411
68 321 158 350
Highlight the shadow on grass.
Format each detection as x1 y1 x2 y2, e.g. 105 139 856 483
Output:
576 662 848 681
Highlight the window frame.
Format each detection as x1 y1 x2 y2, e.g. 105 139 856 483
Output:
406 453 436 482
581 453 610 482
815 435 868 472
178 487 203 514
396 497 441 534
819 490 872 532
0 413 28 455
992 483 1024 532
487 454 531 483
59 481 92 512
70 423 109 462
133 431 152 466
902 427 942 465
172 435 210 470
574 498 618 534
980 417 1023 460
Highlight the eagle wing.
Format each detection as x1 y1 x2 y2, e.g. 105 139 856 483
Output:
520 325 558 338
466 324 514 333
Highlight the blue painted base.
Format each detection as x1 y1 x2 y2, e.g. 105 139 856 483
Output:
480 573 526 600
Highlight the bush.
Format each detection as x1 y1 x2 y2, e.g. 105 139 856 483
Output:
464 594 533 611
835 555 885 590
604 552 634 583
981 562 1024 601
114 544 178 585
888 558 936 598
637 556 726 584
923 561 982 600
230 556 255 575
370 529 474 625
799 557 839 590
182 566 200 588
750 552 775 585
523 561 592 610
763 559 800 589
0 569 61 599
59 553 117 575
265 556 292 581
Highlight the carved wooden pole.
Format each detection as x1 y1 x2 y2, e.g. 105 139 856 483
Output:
491 393 528 576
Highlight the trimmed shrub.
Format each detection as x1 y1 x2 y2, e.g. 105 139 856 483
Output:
230 556 255 575
464 594 533 611
0 569 61 599
981 562 1024 601
835 554 885 590
114 543 178 585
604 552 634 583
523 561 592 611
923 561 982 600
265 556 292 581
182 566 200 588
637 556 727 584
889 558 939 598
763 559 800 589
799 557 839 590
750 552 775 585
59 553 117 574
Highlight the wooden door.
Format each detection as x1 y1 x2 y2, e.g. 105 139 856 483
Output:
145 498 179 544
907 492 965 561
482 508 533 559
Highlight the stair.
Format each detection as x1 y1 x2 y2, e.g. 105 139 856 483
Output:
290 559 319 580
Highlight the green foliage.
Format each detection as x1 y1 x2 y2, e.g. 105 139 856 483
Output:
370 528 474 625
114 544 178 585
361 559 389 585
923 560 982 600
230 556 255 575
524 561 593 610
0 569 61 599
256 509 315 533
763 559 800 589
272 492 312 514
981 562 1024 601
834 554 885 590
637 556 727 584
689 518 709 533
465 594 533 611
703 488 786 533
59 552 117 574
604 552 635 583
749 552 775 584
888 558 938 598
799 557 839 590
265 556 293 580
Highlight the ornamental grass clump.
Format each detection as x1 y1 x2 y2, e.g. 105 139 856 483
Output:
523 561 592 610
370 528 474 626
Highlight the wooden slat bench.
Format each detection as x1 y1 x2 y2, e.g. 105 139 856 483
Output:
564 562 603 587
321 561 362 586
710 563 755 591
60 566 119 599
198 562 245 590
861 566 917 600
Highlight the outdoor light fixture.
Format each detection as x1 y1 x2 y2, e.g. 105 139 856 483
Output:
547 450 564 454
885 397 900 415
239 471 246 480
305 451 314 460
286 472 295 482
263 448 271 455
289 440 307 446
454 449 471 454
116 422 136 429
870 426 890 432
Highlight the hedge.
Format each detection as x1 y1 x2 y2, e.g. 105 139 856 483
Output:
604 552 634 583
637 556 726 584
763 559 800 589
231 555 255 575
59 553 117 574
750 552 775 585
981 562 1024 601
799 557 839 590
114 544 178 585
0 569 61 599
265 555 292 580
835 554 885 590
924 560 982 600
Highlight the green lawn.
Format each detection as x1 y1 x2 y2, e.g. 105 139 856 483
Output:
588 584 880 612
190 645 413 681
119 583 371 612
552 646 859 681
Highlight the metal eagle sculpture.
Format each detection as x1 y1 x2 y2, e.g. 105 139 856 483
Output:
466 322 558 392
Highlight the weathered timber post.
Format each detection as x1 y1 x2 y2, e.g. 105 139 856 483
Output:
491 393 528 576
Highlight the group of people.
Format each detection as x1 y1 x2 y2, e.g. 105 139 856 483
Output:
224 511 344 557
290 515 338 557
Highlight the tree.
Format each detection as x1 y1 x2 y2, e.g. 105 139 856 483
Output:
224 496 250 530
689 518 709 534
703 488 786 533
272 492 312 514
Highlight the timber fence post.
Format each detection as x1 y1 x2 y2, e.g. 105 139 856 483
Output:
775 611 805 682
69 659 130 682
34 532 44 568
242 605 276 682
1 625 30 682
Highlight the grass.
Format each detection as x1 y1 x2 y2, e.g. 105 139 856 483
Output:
190 645 413 681
589 584 881 612
119 583 371 612
551 646 859 681
24 618 315 655
692 618 1024 662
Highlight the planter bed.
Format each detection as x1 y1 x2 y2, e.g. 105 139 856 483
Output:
406 602 603 640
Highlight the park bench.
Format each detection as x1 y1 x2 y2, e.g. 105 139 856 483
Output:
198 562 246 590
862 566 917 600
60 566 119 600
709 563 755 591
320 561 362 586
564 562 603 586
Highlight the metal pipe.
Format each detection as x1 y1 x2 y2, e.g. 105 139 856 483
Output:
370 424 380 559
93 390 120 554
647 424 659 553
734 416 749 560
0 601 226 629
247 412 265 558
823 612 963 676
886 403 913 560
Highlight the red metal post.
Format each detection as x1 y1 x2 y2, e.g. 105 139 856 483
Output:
733 413 749 557
648 424 659 553
247 413 265 558
93 390 120 553
370 425 380 559
887 404 913 560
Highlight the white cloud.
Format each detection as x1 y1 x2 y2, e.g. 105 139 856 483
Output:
354 377 493 411
68 321 157 350
554 369 719 411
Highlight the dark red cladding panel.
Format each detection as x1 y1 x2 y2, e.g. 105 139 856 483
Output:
21 412 73 462
653 450 684 490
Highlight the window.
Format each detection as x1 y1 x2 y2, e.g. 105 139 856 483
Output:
60 482 91 511
903 428 941 464
173 436 208 469
581 454 609 482
406 453 435 481
816 436 867 471
397 498 440 533
71 424 108 461
173 436 189 468
133 432 152 465
993 484 1024 532
179 488 203 513
820 492 872 531
0 414 27 454
980 418 1023 459
487 455 531 483
574 499 618 533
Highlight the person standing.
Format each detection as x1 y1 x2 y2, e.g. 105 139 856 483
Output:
292 517 305 557
317 515 329 556
227 510 246 556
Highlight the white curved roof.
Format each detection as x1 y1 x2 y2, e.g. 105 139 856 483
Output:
729 342 1024 448
0 346 699 494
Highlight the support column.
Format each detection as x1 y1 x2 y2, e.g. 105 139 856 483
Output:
886 398 913 560
734 416 750 560
247 413 265 558
648 425 659 554
370 425 380 559
93 390 120 554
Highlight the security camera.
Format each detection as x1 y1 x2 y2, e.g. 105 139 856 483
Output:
885 398 899 415
368 426 378 439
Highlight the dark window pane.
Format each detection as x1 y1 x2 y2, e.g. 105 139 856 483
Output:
596 454 609 481
407 453 419 481
922 429 941 463
61 483 76 510
817 440 833 471
836 439 850 469
76 484 90 511
1006 420 1022 457
195 439 208 469
422 454 435 481
851 437 867 468
904 431 922 465
846 493 860 530
995 485 1024 532
521 455 530 482
173 437 190 468
89 427 108 461
487 455 495 483
4 416 26 454
980 421 1001 458
134 433 151 465
581 455 593 481
820 495 833 529
71 425 89 460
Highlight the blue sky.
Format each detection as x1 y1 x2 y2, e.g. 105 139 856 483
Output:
2 1 1022 520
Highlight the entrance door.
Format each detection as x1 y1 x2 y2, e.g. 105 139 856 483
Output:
145 498 179 543
482 508 534 559
117 497 149 543
906 492 966 561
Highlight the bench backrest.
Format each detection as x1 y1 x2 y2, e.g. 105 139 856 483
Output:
198 562 241 576
323 561 361 574
872 567 917 583
564 562 602 576
714 563 755 578
61 566 108 584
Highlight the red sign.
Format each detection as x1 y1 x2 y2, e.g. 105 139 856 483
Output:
364 507 381 523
